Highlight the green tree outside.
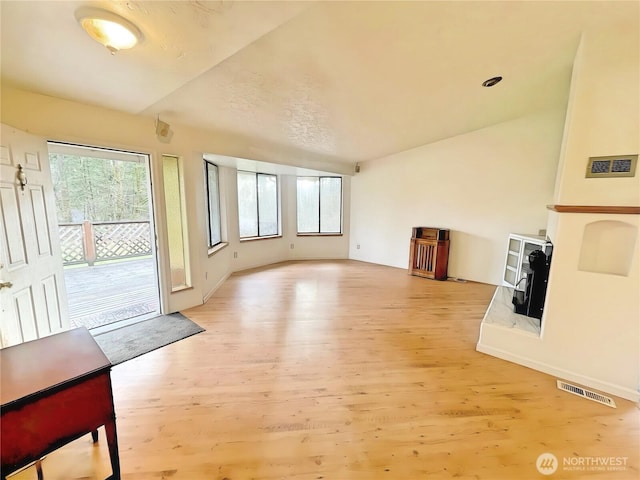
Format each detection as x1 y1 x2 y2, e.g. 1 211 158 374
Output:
50 153 149 222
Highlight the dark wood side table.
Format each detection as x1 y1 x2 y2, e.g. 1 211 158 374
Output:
1 327 121 480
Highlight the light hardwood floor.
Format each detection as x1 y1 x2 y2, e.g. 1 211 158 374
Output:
11 260 639 480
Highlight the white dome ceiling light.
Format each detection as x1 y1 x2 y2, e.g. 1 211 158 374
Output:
75 7 143 54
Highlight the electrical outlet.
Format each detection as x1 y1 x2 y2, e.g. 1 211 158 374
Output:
290 243 294 249
357 244 360 249
233 251 238 258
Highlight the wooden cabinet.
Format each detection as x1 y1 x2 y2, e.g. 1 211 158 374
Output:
408 227 450 280
502 233 549 290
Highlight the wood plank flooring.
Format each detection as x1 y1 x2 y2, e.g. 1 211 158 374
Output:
11 260 639 480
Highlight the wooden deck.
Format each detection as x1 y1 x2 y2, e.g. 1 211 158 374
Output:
63 257 159 329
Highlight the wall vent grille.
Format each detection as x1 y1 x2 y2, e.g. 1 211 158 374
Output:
556 380 616 408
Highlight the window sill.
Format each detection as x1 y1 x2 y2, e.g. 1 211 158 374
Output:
208 242 228 257
239 235 282 243
170 285 193 294
297 233 343 237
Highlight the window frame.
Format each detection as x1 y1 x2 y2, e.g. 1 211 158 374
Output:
296 176 343 235
162 154 191 292
237 171 280 240
204 160 222 249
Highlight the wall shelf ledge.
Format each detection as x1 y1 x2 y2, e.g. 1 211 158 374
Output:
547 205 640 214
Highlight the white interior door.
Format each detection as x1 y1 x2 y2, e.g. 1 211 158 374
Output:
0 124 69 347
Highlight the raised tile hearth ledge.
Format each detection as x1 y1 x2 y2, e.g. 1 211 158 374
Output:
482 286 541 336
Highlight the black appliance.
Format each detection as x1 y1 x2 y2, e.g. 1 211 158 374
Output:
512 245 552 320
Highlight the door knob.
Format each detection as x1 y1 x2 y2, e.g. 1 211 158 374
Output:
0 281 13 289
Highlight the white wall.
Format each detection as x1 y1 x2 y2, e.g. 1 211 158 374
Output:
1 87 351 313
544 21 640 399
478 19 640 401
478 212 639 401
554 25 640 206
545 213 638 395
349 108 566 284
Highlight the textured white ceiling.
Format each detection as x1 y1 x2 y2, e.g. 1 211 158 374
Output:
1 1 637 165
0 1 310 112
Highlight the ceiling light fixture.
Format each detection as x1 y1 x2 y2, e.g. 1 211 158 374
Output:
482 76 503 87
75 7 143 54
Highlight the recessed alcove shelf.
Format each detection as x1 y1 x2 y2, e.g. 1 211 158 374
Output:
547 205 638 277
578 220 637 276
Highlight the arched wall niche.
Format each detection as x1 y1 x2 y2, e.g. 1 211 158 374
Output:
578 220 637 276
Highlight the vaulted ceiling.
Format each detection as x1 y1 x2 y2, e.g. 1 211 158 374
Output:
1 1 637 165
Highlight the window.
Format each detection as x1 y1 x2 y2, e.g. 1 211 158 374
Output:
297 176 342 234
162 155 191 291
237 171 279 238
204 160 222 248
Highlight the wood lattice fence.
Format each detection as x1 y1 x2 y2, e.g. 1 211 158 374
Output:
59 221 152 266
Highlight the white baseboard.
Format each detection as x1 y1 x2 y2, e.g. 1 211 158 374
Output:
476 343 639 403
232 259 289 274
289 255 349 261
234 257 350 274
203 271 231 303
205 258 347 302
